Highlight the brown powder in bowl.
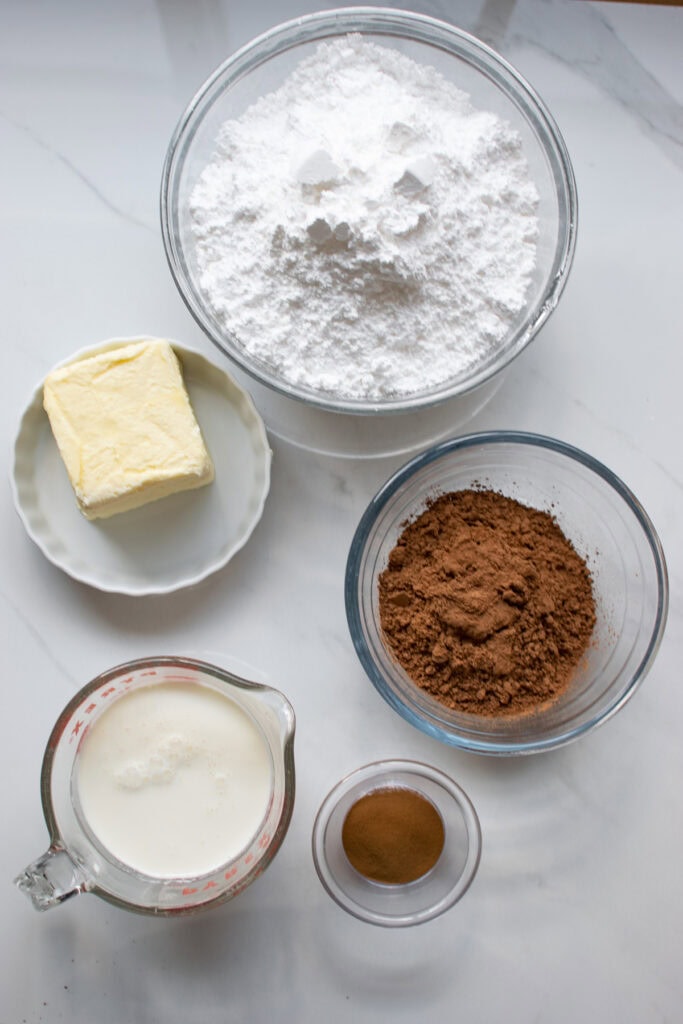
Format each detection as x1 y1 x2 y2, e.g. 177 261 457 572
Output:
341 787 445 884
378 489 596 717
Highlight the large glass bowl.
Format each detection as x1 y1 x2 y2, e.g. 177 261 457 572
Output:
345 432 668 755
161 7 577 447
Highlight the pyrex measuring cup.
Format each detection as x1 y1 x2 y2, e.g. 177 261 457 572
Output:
16 656 295 915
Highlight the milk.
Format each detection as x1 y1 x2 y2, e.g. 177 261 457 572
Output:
74 682 272 878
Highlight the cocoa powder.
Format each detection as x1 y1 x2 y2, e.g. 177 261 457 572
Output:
378 489 596 717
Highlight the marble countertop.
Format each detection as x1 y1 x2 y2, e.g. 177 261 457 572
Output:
2 1 681 1021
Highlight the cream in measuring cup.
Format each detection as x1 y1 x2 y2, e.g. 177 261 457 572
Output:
16 658 295 914
77 681 272 878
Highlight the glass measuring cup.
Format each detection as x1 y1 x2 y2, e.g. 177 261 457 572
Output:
15 656 295 915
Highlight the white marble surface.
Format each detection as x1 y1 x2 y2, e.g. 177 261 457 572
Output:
1 1 682 1021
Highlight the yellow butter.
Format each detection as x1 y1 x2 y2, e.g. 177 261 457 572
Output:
43 340 214 520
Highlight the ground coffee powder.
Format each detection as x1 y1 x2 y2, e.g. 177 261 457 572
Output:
341 787 445 884
379 489 596 716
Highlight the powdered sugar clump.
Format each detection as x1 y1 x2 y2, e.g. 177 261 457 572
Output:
190 35 539 400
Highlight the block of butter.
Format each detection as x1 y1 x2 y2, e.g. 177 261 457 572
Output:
43 339 214 520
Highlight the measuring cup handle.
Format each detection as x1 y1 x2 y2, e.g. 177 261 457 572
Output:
15 846 89 911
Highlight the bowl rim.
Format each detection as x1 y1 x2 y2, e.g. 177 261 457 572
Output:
344 430 669 755
160 6 578 415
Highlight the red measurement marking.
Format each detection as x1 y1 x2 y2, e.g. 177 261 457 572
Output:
224 867 237 880
100 687 116 698
258 834 271 849
141 671 157 677
244 853 254 865
182 887 198 896
202 880 217 891
122 676 133 684
84 703 97 715
71 720 83 739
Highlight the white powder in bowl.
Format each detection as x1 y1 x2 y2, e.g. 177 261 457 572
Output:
189 34 539 401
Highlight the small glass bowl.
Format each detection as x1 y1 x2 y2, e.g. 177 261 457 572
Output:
161 7 576 448
345 432 669 755
312 760 481 927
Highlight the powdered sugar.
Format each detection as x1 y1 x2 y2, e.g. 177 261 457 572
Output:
190 35 539 401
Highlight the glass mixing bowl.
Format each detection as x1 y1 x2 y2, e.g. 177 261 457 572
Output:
345 432 668 755
160 8 577 451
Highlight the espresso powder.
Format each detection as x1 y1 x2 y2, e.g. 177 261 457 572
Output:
341 787 445 884
379 490 596 716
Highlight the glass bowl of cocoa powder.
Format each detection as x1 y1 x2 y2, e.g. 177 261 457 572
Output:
345 431 668 755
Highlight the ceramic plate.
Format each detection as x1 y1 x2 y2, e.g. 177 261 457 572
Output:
11 338 271 595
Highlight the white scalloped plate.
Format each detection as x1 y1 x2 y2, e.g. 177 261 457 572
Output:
11 338 271 595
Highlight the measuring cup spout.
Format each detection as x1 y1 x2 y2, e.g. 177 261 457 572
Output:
15 845 89 911
260 686 296 746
